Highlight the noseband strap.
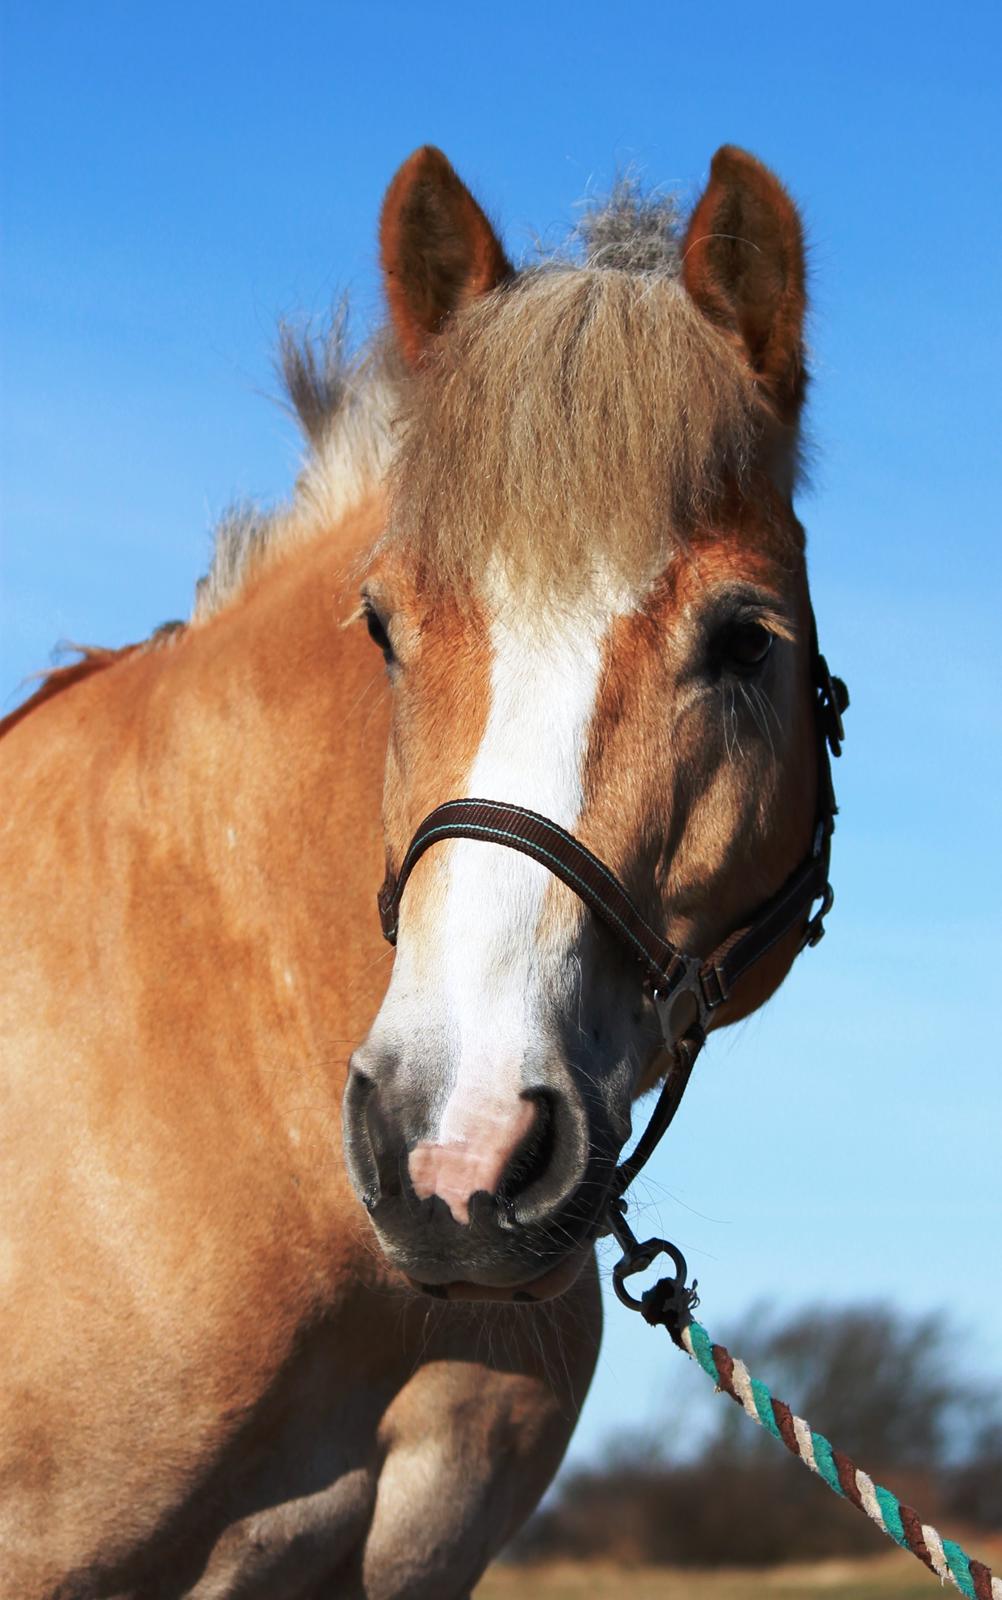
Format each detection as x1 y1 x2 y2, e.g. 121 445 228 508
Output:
380 797 699 979
375 642 848 1197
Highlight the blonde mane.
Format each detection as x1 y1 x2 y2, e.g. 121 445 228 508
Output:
191 323 401 623
386 268 764 598
193 182 779 619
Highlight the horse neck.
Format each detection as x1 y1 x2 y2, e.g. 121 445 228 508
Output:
151 498 392 1038
25 490 396 1137
0 494 396 1329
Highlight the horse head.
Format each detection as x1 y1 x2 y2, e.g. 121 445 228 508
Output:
344 145 822 1301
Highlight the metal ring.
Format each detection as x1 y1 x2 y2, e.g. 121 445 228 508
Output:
612 1236 689 1313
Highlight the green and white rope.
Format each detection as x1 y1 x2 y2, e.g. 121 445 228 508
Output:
678 1318 999 1599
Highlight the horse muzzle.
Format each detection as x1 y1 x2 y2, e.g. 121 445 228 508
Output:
342 1050 606 1292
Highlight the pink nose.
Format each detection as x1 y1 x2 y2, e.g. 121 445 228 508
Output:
408 1095 537 1225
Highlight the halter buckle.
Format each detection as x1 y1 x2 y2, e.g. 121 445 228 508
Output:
803 881 835 949
651 955 725 1048
815 654 849 759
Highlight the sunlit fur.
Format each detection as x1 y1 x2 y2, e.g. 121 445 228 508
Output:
0 147 821 1596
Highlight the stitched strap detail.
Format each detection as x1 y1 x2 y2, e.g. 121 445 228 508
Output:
378 797 829 1013
378 798 688 985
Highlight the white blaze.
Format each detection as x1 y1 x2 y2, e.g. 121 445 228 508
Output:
436 603 608 1133
374 580 632 1223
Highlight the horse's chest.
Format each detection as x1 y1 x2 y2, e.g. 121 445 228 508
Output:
179 1348 556 1600
187 1460 379 1598
183 1432 481 1600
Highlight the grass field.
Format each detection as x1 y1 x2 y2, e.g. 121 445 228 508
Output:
475 1543 1001 1600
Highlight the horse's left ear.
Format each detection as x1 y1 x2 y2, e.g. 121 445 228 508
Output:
682 146 807 421
379 146 512 368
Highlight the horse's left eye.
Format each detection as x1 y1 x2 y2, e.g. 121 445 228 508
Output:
722 620 774 672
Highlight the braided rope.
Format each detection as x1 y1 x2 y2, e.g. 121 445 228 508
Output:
679 1320 1000 1599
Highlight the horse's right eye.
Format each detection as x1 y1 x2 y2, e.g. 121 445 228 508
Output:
363 602 395 664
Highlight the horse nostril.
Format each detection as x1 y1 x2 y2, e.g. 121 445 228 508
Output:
497 1090 555 1208
503 1086 588 1227
342 1064 382 1211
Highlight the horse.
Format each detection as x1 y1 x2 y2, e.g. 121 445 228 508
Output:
0 143 832 1596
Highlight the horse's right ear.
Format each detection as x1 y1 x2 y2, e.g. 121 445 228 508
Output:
380 146 512 368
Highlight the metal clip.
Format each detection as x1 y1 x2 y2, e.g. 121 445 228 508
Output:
607 1196 697 1334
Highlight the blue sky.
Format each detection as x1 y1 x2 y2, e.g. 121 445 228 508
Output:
2 2 1000 1467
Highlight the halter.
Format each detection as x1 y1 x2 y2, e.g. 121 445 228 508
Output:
376 623 848 1203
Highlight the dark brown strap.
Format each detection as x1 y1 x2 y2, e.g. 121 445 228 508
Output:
378 798 691 988
378 797 830 1023
612 1027 705 1198
696 847 832 1012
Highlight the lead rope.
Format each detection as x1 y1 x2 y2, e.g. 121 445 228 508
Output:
608 1205 1000 1599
